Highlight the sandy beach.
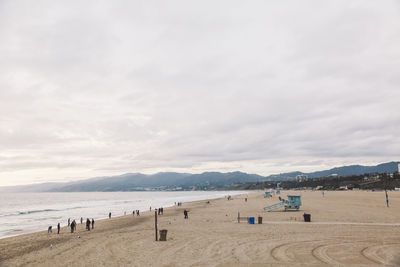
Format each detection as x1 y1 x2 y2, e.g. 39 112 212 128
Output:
1 190 400 266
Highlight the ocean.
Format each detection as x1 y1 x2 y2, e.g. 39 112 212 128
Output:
0 191 244 239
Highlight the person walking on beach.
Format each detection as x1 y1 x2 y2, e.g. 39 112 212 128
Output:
136 210 140 216
68 218 70 227
73 220 77 232
70 220 75 233
184 209 188 219
86 218 91 231
57 223 60 234
92 218 95 229
385 190 389 207
48 226 52 233
109 212 111 219
80 217 83 224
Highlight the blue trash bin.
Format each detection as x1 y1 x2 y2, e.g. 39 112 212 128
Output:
248 217 255 224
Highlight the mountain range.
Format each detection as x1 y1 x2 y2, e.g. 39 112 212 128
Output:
1 161 398 192
267 161 399 180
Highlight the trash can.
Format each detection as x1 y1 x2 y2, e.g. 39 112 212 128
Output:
303 213 311 222
258 216 263 224
248 217 255 224
159 229 168 241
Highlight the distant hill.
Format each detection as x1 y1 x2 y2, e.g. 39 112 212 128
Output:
49 171 266 192
265 161 400 180
0 161 398 192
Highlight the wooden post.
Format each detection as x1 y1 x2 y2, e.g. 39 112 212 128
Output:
155 211 158 241
238 212 240 223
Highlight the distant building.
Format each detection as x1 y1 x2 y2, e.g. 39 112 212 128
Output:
296 174 308 182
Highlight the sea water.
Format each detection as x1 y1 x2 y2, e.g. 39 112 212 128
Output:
0 191 244 239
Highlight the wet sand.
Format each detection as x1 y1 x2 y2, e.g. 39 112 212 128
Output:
1 190 399 266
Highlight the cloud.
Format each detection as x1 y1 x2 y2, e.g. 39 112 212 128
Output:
0 0 399 185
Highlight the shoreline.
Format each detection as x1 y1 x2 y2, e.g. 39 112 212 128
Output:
0 191 245 240
0 191 246 241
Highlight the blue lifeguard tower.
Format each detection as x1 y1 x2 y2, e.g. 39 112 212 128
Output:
285 195 302 211
264 195 302 212
264 192 272 198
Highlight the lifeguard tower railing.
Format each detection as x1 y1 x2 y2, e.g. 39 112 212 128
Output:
264 201 284 212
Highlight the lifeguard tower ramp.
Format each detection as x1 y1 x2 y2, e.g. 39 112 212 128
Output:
264 201 284 212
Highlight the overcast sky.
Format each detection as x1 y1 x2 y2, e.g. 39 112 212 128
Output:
0 1 399 186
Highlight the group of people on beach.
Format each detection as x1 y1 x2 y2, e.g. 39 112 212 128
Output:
48 217 95 234
47 204 180 235
86 218 94 231
70 219 77 233
133 210 140 216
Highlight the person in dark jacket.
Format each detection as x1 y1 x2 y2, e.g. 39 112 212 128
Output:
86 218 91 231
70 220 75 233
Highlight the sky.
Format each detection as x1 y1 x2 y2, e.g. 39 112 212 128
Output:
0 1 399 186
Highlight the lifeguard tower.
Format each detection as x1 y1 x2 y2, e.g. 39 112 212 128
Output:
285 195 302 211
264 195 302 212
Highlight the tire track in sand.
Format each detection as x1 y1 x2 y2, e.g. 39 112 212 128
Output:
311 243 343 266
311 240 381 266
270 239 326 263
361 243 400 265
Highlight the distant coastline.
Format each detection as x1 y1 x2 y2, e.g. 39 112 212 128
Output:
0 161 398 192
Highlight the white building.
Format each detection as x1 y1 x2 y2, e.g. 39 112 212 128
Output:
296 174 308 182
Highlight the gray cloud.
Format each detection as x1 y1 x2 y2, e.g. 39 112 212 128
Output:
0 0 399 185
